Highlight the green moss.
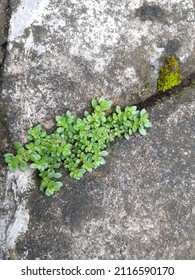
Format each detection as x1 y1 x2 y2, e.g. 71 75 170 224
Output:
157 56 182 92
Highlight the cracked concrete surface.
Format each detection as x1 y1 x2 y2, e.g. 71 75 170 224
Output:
0 0 9 153
0 0 195 259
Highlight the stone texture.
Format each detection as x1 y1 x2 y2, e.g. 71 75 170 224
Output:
0 0 9 58
2 0 195 141
0 0 10 162
0 167 34 259
14 87 195 260
0 0 8 44
0 0 195 259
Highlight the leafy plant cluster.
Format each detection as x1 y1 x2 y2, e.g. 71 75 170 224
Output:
4 97 152 196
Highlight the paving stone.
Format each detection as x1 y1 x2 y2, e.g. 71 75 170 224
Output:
0 0 195 259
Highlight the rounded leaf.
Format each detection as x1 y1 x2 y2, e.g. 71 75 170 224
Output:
92 99 97 109
14 142 22 150
57 127 64 133
53 172 62 179
139 127 147 136
99 151 109 157
19 161 28 171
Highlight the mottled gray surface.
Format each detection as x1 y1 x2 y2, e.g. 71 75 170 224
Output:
0 167 34 259
0 0 195 259
0 0 9 62
0 0 10 159
2 0 195 141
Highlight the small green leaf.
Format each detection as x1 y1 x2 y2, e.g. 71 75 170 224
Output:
124 133 130 140
92 99 97 109
116 106 121 114
94 105 101 112
45 188 54 197
140 109 147 116
66 110 71 116
99 151 109 157
99 157 106 165
4 153 14 159
9 164 17 173
27 135 33 140
55 182 63 188
84 125 90 130
139 127 147 136
19 161 28 171
55 116 61 122
30 163 37 169
128 128 132 135
14 142 22 150
132 125 138 133
101 116 106 122
54 162 61 169
87 115 93 122
57 127 64 133
84 111 89 117
124 120 131 127
30 154 41 162
18 148 25 156
53 172 62 179
144 121 152 128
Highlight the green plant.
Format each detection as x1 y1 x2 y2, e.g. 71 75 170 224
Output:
4 97 152 196
157 56 182 92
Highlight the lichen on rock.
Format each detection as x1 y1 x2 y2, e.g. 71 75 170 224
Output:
157 56 182 92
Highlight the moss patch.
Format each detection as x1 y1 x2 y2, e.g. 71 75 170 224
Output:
157 56 182 92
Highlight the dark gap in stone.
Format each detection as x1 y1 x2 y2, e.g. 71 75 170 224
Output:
137 72 195 110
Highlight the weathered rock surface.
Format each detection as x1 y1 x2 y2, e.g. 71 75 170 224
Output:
0 0 195 259
0 168 34 259
14 88 195 259
0 0 9 62
0 0 10 156
3 0 195 140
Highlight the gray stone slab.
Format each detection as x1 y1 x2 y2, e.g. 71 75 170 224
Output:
0 0 195 259
0 0 9 47
2 0 195 140
14 87 195 260
0 0 10 163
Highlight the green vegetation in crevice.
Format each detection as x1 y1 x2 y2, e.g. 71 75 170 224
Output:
157 56 182 92
138 59 195 110
4 97 152 196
